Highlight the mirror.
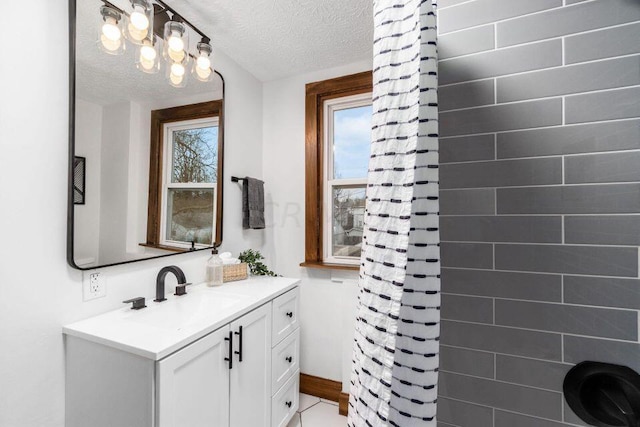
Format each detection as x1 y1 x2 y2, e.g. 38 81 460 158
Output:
68 0 224 270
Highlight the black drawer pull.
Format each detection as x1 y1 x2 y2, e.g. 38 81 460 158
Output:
286 356 293 363
286 311 293 318
285 401 292 408
224 331 233 370
234 326 243 362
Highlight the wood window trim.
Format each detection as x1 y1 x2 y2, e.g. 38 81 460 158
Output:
302 71 372 271
145 100 224 251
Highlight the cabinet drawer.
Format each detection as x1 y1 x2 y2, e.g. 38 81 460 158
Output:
272 327 300 395
271 370 299 427
272 287 300 346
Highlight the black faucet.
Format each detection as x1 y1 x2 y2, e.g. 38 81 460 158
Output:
155 266 187 302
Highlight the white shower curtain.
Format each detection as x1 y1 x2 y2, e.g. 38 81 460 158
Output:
348 0 439 426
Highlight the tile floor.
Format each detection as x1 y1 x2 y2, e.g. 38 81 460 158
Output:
286 393 347 427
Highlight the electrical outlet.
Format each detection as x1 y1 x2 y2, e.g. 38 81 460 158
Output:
83 271 107 301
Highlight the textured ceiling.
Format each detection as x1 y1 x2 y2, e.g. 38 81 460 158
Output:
76 0 373 99
166 0 374 82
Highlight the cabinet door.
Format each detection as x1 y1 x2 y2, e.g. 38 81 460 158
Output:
157 325 231 427
230 303 272 427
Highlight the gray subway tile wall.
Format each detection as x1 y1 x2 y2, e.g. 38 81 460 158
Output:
437 0 640 425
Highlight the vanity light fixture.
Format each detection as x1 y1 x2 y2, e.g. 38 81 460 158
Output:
125 0 154 44
98 0 215 88
193 39 214 82
99 5 125 55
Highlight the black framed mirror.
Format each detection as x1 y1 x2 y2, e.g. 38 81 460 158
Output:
67 0 224 270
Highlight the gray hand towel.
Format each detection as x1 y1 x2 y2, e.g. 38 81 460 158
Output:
242 177 265 229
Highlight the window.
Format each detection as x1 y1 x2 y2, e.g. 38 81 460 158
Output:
161 118 219 248
303 71 373 269
324 96 372 265
146 101 223 251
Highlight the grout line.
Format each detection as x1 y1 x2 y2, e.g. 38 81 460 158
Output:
444 239 640 248
561 97 566 126
442 181 640 190
441 82 640 114
441 148 640 165
440 369 565 394
441 343 572 366
442 293 639 314
439 51 640 85
439 5 567 35
562 37 566 65
439 116 640 138
442 265 640 280
443 318 640 344
561 334 565 362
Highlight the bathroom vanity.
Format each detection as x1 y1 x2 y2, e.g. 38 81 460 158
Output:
64 277 300 427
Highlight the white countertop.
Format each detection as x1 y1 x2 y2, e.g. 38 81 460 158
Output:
63 277 300 361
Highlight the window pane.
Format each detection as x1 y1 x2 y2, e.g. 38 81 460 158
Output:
166 189 215 244
333 105 372 180
171 126 219 183
332 186 366 258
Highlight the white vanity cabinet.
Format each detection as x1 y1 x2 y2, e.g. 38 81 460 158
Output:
157 325 231 427
64 278 300 427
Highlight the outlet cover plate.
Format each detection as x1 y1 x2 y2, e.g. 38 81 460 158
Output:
83 271 107 301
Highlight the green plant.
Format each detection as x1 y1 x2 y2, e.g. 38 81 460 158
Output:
239 249 277 277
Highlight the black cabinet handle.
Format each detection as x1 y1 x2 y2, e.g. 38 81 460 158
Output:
286 356 293 363
286 311 293 318
234 326 243 362
285 401 292 408
224 331 233 369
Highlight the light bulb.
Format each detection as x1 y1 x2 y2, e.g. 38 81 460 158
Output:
168 31 184 52
170 72 184 86
102 18 121 41
140 57 155 70
130 6 149 31
141 44 156 61
196 56 211 71
168 48 185 62
101 34 122 52
127 23 147 41
195 66 212 80
171 63 185 77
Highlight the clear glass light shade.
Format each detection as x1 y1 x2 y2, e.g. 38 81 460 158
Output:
136 37 160 74
125 0 153 44
98 6 125 55
164 20 188 63
167 56 189 88
192 41 214 82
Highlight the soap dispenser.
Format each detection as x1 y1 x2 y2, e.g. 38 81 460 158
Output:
206 247 224 287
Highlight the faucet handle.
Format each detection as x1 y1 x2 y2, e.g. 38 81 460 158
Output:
174 283 192 296
123 297 146 310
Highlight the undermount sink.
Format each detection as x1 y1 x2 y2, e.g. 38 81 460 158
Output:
126 291 248 330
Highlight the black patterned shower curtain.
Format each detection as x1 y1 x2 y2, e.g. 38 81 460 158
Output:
348 1 440 425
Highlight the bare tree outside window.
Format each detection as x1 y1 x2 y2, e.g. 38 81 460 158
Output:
172 127 218 183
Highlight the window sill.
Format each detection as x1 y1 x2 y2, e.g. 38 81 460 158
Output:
300 261 359 271
139 243 191 253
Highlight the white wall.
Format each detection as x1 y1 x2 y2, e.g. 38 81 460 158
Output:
262 60 371 385
73 99 103 265
0 1 264 426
